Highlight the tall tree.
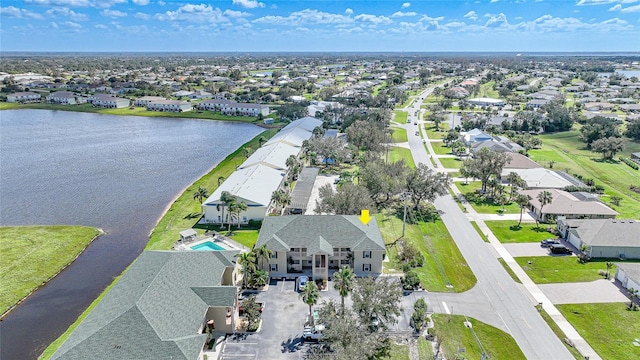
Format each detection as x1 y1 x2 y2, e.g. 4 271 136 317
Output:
219 191 234 226
625 119 640 141
405 164 451 210
359 157 410 208
235 251 257 289
351 277 402 331
579 116 621 147
461 148 511 192
253 244 273 270
192 186 209 205
536 190 553 226
300 281 320 324
333 266 355 314
229 200 248 230
591 136 624 160
515 194 530 226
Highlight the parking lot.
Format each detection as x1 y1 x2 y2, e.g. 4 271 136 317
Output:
220 276 414 359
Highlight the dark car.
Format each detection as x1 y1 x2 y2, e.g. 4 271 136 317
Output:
549 244 573 255
540 238 560 247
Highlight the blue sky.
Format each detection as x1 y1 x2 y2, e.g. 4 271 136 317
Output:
1 0 638 52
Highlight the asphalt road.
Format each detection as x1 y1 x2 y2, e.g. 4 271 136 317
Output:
405 87 574 359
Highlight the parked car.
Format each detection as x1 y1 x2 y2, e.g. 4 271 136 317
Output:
540 238 560 247
297 275 309 292
549 244 573 255
303 324 325 341
413 122 417 125
415 131 419 136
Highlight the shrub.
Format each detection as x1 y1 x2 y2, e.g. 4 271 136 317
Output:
620 157 639 170
399 241 425 268
401 270 421 290
414 298 428 312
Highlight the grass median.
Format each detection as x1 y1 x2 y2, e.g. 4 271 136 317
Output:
377 212 476 292
514 256 640 284
432 314 526 360
485 220 556 243
0 225 101 316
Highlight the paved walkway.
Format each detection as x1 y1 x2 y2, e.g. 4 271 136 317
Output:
539 279 630 305
305 174 337 215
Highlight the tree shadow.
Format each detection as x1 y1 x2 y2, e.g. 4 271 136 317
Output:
281 336 304 353
591 157 620 164
183 212 202 220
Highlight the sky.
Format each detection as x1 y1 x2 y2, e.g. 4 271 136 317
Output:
0 0 639 52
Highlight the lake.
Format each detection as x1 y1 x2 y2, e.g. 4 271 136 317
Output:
0 109 263 359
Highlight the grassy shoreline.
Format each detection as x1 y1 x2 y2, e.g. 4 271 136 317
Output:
0 225 102 317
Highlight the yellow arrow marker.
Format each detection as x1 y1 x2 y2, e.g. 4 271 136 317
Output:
359 209 371 225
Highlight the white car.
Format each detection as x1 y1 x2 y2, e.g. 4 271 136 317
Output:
297 275 309 292
303 324 325 341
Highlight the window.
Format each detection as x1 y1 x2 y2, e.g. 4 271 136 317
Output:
363 264 371 272
341 259 350 265
270 264 278 272
270 252 277 259
341 247 350 252
363 251 371 259
293 260 300 265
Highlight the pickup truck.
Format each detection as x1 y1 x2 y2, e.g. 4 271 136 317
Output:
303 324 325 341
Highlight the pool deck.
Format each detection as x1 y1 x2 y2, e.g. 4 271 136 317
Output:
173 234 245 252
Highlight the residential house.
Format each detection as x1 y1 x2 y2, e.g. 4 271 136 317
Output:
501 168 586 189
503 152 541 170
470 136 523 153
557 219 640 259
146 100 192 112
527 99 551 109
197 99 269 117
46 91 86 105
189 90 213 99
461 128 493 145
467 98 505 107
520 188 618 222
254 215 386 280
7 91 41 103
631 152 640 164
615 263 640 293
50 251 240 360
88 93 130 108
134 96 166 107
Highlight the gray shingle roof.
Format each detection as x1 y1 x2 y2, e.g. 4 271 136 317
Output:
255 215 385 253
561 219 639 247
51 251 238 360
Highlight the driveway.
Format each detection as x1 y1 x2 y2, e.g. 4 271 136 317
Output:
538 279 630 304
503 243 555 257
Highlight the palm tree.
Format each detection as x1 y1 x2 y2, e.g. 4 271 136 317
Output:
333 266 354 314
258 136 266 147
233 201 248 229
536 190 553 226
515 194 530 226
253 244 273 270
219 191 234 227
627 287 638 310
235 251 257 289
217 176 226 186
193 186 209 205
251 269 269 288
605 262 614 280
299 281 320 324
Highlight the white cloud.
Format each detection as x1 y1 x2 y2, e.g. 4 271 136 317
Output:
45 7 87 20
134 12 150 20
25 0 127 8
485 13 508 27
355 13 393 24
253 9 352 25
0 6 44 19
609 4 623 9
401 2 411 8
224 9 250 18
132 0 149 5
345 8 353 15
392 11 417 17
490 0 499 3
576 0 639 5
464 10 478 20
158 1 165 5
621 4 640 11
156 4 228 23
95 23 107 28
232 0 265 9
50 21 59 28
101 9 127 18
63 20 82 28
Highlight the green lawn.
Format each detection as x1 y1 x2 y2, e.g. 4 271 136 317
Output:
384 342 410 360
485 221 556 243
455 182 520 214
514 256 636 284
2 102 261 124
424 124 449 140
391 127 408 143
417 337 434 359
430 142 451 155
432 314 526 360
470 221 489 242
538 308 585 360
529 128 640 218
376 212 476 292
393 110 408 124
228 229 260 249
0 226 101 315
146 130 273 250
557 303 640 360
388 147 416 169
438 157 462 169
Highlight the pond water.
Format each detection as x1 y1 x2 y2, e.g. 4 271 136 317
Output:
0 109 263 359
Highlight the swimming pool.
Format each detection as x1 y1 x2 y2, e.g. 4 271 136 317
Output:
190 241 226 251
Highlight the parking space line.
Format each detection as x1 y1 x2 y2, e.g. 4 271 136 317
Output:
442 301 450 314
